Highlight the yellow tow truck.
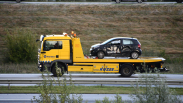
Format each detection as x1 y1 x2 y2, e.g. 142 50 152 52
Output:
37 32 168 77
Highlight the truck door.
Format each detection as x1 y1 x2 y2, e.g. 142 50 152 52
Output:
42 40 59 62
42 40 70 61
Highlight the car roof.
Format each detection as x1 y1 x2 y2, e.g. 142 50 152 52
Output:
109 37 137 40
101 37 138 45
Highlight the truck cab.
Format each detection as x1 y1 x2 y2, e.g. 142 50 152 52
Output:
38 34 72 75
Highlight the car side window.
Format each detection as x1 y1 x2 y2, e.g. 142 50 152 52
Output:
110 40 121 45
43 41 62 51
106 40 121 53
123 40 133 45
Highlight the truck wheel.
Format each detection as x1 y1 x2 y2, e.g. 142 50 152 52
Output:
52 63 64 77
97 51 104 59
176 0 182 3
130 52 139 59
120 64 133 77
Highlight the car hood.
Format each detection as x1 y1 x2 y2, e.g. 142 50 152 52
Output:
91 43 101 48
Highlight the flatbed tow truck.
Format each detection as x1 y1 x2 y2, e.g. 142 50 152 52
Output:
37 32 168 77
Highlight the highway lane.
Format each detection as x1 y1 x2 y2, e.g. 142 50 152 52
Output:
0 1 181 4
1 73 183 79
0 94 182 103
0 94 132 103
0 74 183 102
0 73 183 87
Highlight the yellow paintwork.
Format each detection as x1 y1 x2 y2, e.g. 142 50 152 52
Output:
68 66 93 72
93 63 119 73
69 63 119 73
39 35 71 62
44 35 71 40
72 37 85 62
59 40 70 60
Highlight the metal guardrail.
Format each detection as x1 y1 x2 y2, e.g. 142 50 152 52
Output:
0 78 183 89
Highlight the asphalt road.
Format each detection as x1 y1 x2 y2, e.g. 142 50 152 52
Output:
0 74 183 102
0 1 182 4
0 94 131 103
0 73 183 87
0 93 182 103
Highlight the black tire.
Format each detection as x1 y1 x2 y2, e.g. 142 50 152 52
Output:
97 51 105 59
130 52 139 59
16 0 21 3
51 63 65 77
176 0 182 3
120 64 134 77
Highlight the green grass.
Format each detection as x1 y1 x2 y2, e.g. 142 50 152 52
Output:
0 4 183 73
1 86 183 95
0 63 40 73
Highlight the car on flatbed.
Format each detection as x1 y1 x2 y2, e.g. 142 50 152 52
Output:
90 37 142 59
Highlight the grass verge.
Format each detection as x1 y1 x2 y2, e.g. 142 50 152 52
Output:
0 86 183 95
0 63 39 73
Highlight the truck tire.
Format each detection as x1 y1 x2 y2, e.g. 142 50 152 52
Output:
120 64 134 77
97 51 104 59
130 52 139 59
51 63 64 77
176 0 182 3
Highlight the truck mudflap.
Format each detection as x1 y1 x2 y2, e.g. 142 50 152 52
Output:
159 67 169 72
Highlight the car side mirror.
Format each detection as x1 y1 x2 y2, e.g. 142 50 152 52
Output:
36 39 39 42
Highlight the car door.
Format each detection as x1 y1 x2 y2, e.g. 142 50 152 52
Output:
121 39 133 57
106 39 121 56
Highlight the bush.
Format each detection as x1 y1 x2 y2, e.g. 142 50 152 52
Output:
5 29 38 63
33 64 83 103
95 94 124 103
130 74 181 103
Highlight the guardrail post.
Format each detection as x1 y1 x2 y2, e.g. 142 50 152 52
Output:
8 84 10 90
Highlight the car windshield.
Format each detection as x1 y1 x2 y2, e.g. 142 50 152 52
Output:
101 38 114 44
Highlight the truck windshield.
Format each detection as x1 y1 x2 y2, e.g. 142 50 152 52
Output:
43 40 62 51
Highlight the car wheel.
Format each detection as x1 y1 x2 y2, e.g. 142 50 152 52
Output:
120 64 134 77
52 63 64 77
97 51 104 59
131 52 139 59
